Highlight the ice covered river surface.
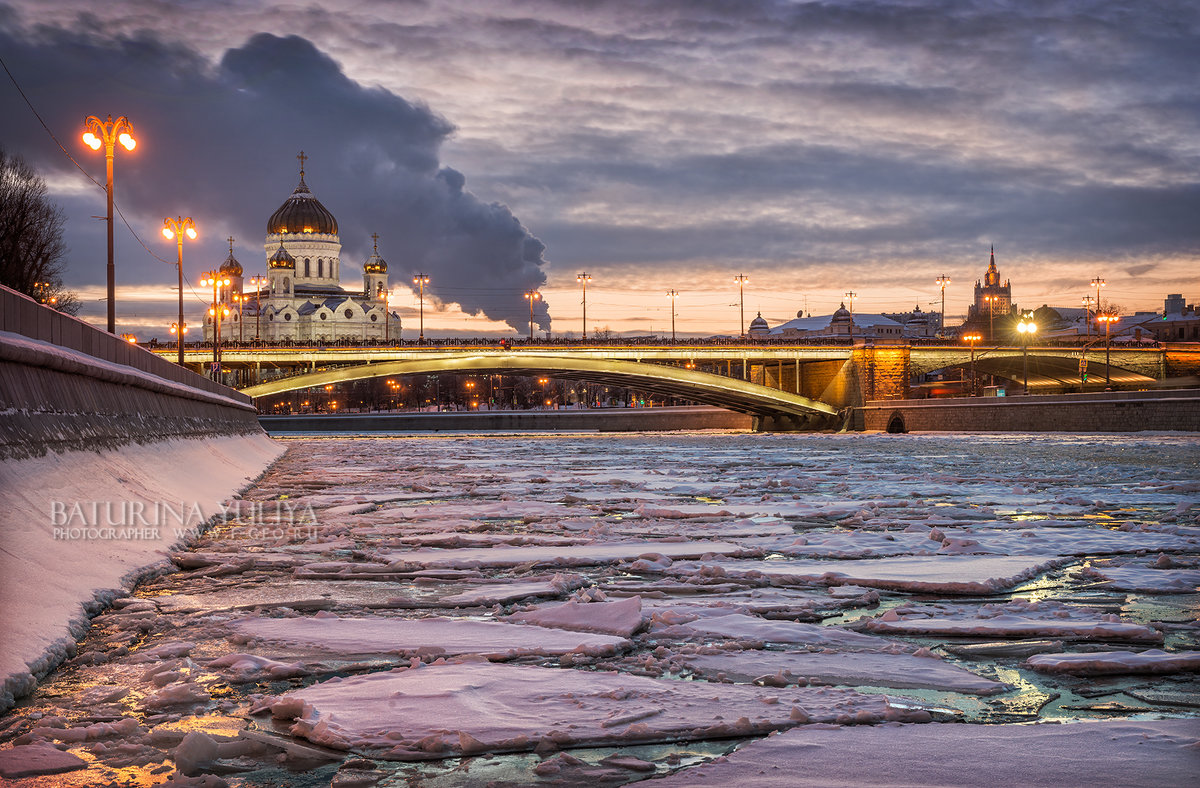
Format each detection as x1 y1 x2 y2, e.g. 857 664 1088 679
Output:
2 431 1198 786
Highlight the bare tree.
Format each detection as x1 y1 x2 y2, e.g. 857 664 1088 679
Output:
0 147 78 313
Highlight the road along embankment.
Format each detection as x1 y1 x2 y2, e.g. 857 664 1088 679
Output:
0 287 285 711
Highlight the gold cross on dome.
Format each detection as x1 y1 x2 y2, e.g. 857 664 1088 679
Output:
371 232 379 253
297 150 307 176
227 236 235 255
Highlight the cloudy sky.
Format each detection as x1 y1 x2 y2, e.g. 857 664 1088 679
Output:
1 0 1197 338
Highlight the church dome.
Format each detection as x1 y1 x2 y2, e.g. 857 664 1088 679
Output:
832 303 852 322
749 313 768 331
363 234 387 274
267 155 338 236
268 243 295 269
219 241 243 277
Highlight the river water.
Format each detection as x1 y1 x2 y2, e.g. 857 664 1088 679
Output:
2 431 1198 786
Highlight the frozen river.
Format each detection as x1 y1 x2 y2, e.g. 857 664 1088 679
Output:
1 431 1198 786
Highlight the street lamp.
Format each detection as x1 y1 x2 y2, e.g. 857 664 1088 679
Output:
577 273 592 340
1081 295 1095 337
248 275 266 340
82 114 136 334
524 290 542 341
169 322 188 350
1016 311 1038 394
984 294 997 342
734 274 749 337
935 274 951 334
1091 276 1106 327
161 217 196 366
200 271 231 377
413 273 430 343
538 377 549 409
1097 313 1119 386
845 291 857 344
666 290 679 342
962 332 982 396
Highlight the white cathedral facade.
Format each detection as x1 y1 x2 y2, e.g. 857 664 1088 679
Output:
204 153 396 343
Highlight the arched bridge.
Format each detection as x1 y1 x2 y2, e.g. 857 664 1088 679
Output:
240 352 841 429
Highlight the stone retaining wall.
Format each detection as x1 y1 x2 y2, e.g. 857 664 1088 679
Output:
859 389 1200 433
0 287 261 459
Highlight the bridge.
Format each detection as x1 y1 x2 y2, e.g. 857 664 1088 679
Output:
148 342 1185 426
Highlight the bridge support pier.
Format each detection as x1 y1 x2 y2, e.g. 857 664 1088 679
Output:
751 412 838 432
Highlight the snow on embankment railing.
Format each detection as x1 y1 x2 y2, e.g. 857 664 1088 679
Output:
0 286 285 712
0 286 262 460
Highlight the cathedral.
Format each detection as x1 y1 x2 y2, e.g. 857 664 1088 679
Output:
203 153 396 343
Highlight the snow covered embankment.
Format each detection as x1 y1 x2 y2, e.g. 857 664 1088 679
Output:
0 433 285 712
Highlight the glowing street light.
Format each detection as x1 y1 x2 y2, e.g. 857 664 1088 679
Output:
1081 294 1095 337
577 273 592 340
524 290 542 341
845 291 857 344
413 273 430 343
984 294 998 342
82 114 136 334
666 290 679 342
935 274 951 334
161 217 196 366
248 275 267 341
1097 313 1119 386
200 270 231 376
961 332 982 396
1016 311 1038 394
734 274 749 337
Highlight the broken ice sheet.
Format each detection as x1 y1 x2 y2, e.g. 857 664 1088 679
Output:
863 600 1164 643
229 615 631 659
683 650 1009 694
651 613 905 651
379 540 745 570
666 554 1065 594
645 719 1200 787
280 661 933 758
1025 649 1200 675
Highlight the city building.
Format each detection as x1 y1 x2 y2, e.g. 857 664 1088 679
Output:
752 303 906 341
959 246 1015 341
204 154 397 343
881 305 942 338
1146 294 1199 342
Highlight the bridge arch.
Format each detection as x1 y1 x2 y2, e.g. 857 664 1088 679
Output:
241 353 839 423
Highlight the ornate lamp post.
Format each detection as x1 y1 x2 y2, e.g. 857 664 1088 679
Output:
961 333 982 396
1016 311 1038 394
936 274 951 334
577 273 592 340
248 275 266 341
845 291 857 344
82 114 136 334
200 271 231 377
1091 276 1106 331
1097 313 1119 386
169 322 188 351
666 290 679 342
413 273 430 343
984 294 997 342
161 217 196 365
734 274 749 337
1081 294 1095 337
524 290 542 341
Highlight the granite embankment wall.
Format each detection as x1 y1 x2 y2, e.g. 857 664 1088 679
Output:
857 389 1200 432
261 405 754 433
0 287 262 459
0 287 284 712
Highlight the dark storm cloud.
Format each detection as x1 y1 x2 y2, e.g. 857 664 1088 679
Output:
0 19 550 331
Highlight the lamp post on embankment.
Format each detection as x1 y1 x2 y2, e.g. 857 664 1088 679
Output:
1017 312 1038 394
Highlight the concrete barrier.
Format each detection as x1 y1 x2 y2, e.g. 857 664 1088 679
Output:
0 287 261 459
0 287 285 711
858 389 1200 433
